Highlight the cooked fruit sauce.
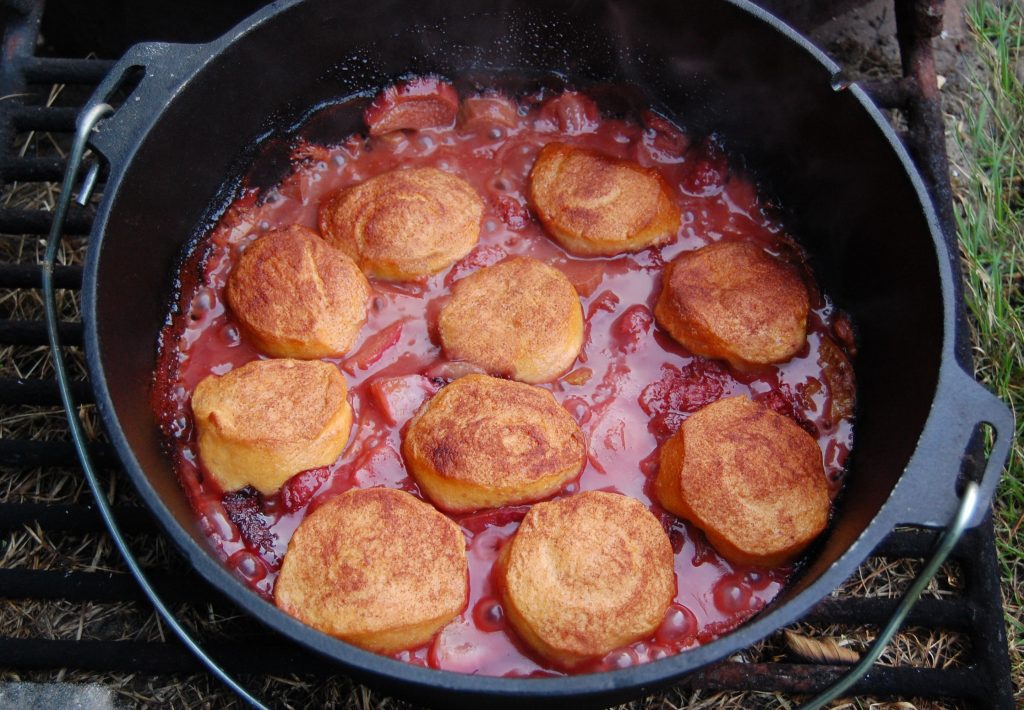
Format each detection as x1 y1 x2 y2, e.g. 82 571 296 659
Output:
153 81 855 677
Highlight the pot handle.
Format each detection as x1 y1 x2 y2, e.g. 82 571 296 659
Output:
83 41 205 170
801 367 1010 707
883 362 1013 530
45 104 268 710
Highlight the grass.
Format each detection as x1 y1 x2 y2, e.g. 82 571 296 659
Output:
952 0 1024 700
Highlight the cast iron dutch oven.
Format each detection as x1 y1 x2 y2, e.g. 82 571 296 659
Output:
78 0 1013 706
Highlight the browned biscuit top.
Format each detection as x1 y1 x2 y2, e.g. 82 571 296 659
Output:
438 256 584 383
225 225 370 359
657 396 828 567
274 487 468 652
498 491 675 666
529 142 680 255
190 358 353 494
318 167 483 281
192 358 346 445
654 241 810 368
404 374 585 488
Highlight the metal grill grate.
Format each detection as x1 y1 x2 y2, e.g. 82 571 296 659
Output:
0 0 1014 706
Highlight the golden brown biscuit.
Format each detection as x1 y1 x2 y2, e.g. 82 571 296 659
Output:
191 359 352 495
319 167 483 280
403 374 586 513
225 225 370 359
654 241 810 369
438 257 583 383
275 487 468 653
655 396 829 568
529 142 680 255
497 491 675 668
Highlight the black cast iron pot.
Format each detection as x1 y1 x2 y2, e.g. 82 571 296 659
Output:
79 0 1013 706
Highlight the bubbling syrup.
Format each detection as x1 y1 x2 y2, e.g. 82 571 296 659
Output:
152 82 855 677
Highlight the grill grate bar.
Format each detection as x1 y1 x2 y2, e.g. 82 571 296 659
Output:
0 319 82 345
0 156 69 182
803 596 972 630
18 56 116 84
9 105 79 132
871 527 939 557
958 521 1015 704
689 663 984 701
0 439 116 468
0 207 94 234
0 569 215 605
0 502 155 534
0 263 82 288
0 637 333 676
0 636 986 701
0 377 92 404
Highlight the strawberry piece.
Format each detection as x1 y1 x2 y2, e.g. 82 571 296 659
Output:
689 523 720 567
723 174 759 215
422 360 488 383
561 396 593 425
639 360 730 439
754 384 818 437
460 93 519 129
364 77 459 135
350 444 409 490
278 466 331 513
290 140 332 164
342 319 405 374
636 110 690 163
681 138 729 196
586 289 620 319
369 374 439 426
444 245 507 287
458 505 531 535
612 304 653 353
539 91 599 134
682 159 726 196
495 194 530 231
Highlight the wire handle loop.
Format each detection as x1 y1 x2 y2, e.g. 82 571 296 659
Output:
800 479 981 708
42 102 269 710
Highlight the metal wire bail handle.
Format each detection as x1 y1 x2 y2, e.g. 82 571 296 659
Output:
801 480 981 709
42 103 269 710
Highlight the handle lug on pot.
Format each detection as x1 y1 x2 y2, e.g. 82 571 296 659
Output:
84 41 205 171
883 362 1013 530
